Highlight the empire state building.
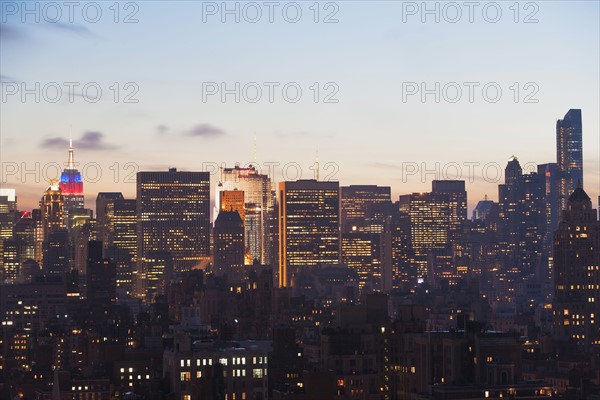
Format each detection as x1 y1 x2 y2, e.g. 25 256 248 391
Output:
59 139 84 220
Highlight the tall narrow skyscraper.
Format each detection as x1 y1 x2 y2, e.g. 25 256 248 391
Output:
136 168 210 298
278 180 340 287
556 109 583 211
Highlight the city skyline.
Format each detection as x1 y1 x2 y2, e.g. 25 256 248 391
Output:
1 3 600 398
1 2 599 212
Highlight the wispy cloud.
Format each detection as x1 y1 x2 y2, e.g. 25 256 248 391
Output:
40 131 119 151
0 74 18 82
184 124 226 138
156 124 169 135
365 162 401 170
43 22 96 37
0 24 27 42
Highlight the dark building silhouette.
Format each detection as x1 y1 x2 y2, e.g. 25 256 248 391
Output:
497 157 545 282
86 240 116 306
43 228 70 274
213 210 245 286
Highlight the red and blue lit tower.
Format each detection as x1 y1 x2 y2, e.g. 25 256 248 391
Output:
59 139 84 220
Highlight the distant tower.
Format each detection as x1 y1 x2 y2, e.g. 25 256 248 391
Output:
556 109 583 211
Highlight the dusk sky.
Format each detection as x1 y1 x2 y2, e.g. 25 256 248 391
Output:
1 0 599 213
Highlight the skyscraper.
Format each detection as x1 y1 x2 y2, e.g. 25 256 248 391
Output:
13 211 35 267
144 250 173 303
59 140 84 220
552 184 599 352
497 158 545 281
556 109 583 211
341 185 391 233
217 165 275 265
111 198 137 258
96 192 125 250
108 198 137 294
0 189 17 240
41 180 65 242
213 210 245 286
136 168 210 297
278 180 340 287
399 192 451 280
341 232 384 292
432 180 467 242
86 241 116 306
399 181 465 282
219 190 246 223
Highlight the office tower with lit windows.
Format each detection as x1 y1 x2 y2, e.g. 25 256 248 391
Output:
552 184 600 352
96 192 124 250
431 180 467 242
41 180 65 242
213 210 245 286
399 183 461 281
59 140 84 221
0 189 17 240
111 199 137 256
13 211 35 267
136 169 210 298
217 165 275 265
556 109 583 212
219 190 245 220
278 180 340 287
102 198 137 294
2 240 19 282
341 185 391 233
365 201 412 290
144 251 173 303
341 232 383 292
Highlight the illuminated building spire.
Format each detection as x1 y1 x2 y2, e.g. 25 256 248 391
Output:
68 137 75 169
